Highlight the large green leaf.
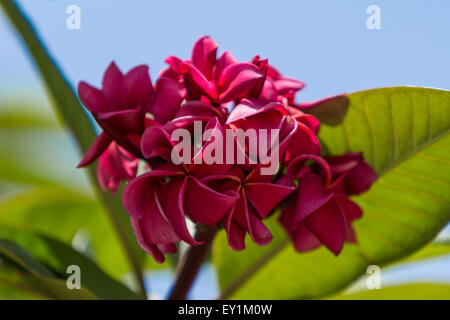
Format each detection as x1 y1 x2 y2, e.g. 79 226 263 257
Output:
400 243 450 263
0 239 96 299
0 265 51 300
0 227 141 299
0 187 130 278
213 87 450 299
329 283 450 300
0 0 146 297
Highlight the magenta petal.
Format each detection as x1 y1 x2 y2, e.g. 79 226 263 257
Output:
162 177 202 246
292 222 322 252
138 189 180 245
227 100 286 124
344 160 378 195
344 225 357 243
191 36 218 80
233 194 272 246
119 65 153 108
274 77 305 94
141 126 174 161
130 217 166 263
280 203 321 252
279 203 296 237
78 81 107 113
157 243 177 254
159 67 180 81
247 208 273 246
223 209 246 251
259 79 278 101
122 169 183 219
295 113 320 134
77 132 112 167
218 63 264 102
97 149 120 193
184 176 239 226
150 77 185 123
245 182 294 218
175 101 224 120
334 194 363 222
287 122 322 158
305 199 347 255
294 173 333 224
185 62 217 99
97 143 137 194
97 107 143 134
213 51 237 83
165 56 188 74
101 61 123 110
287 154 332 186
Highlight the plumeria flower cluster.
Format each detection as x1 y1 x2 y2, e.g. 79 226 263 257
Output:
77 36 377 263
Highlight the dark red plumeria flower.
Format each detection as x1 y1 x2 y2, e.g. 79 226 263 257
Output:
77 62 185 192
97 141 138 194
279 154 377 255
202 165 294 250
76 36 377 263
226 99 321 167
252 55 305 104
164 36 265 104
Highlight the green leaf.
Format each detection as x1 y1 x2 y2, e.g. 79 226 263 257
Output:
400 243 450 264
0 0 146 297
0 239 96 299
0 227 141 299
39 235 142 300
213 87 450 299
0 187 130 277
303 95 350 126
329 283 450 300
0 100 59 130
0 266 51 300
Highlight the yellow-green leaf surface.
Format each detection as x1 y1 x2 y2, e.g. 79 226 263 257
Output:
213 87 450 299
330 283 450 300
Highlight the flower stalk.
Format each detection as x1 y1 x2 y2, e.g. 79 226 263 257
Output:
168 225 217 300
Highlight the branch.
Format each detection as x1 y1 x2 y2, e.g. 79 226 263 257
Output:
168 225 217 300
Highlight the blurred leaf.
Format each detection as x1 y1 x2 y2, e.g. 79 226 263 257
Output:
213 87 450 299
400 243 450 263
0 186 152 280
0 0 146 297
0 227 141 299
0 258 56 299
39 235 142 299
0 239 96 299
0 100 59 130
329 283 450 300
0 103 169 276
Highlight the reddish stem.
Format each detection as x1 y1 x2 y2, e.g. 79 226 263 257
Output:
168 225 217 300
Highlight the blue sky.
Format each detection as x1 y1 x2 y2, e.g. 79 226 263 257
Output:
1 0 450 102
1 0 449 299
